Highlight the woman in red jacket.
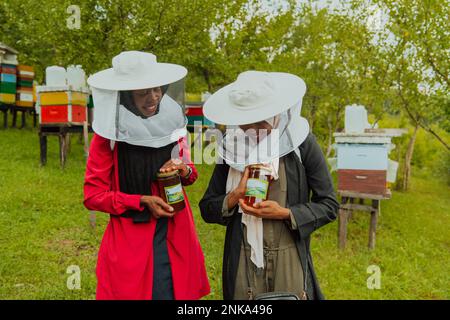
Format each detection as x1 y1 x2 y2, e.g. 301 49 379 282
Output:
83 51 210 300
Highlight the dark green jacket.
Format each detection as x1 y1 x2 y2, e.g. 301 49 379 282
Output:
199 133 339 300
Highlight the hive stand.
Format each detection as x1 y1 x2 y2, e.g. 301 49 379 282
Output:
338 190 391 250
0 103 10 128
11 105 37 128
39 122 91 168
39 122 96 229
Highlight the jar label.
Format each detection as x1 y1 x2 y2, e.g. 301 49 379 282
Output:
245 178 269 200
164 183 184 204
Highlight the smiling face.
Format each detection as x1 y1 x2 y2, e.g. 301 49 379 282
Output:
132 87 163 117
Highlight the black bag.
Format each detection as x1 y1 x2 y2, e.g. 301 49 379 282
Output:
254 292 300 300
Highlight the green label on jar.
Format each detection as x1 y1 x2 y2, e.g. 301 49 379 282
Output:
164 183 184 204
245 178 269 199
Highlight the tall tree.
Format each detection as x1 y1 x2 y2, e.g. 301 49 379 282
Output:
272 3 387 154
352 0 450 190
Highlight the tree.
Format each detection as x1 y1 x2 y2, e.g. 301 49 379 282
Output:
272 3 388 155
0 0 248 91
352 0 450 190
370 0 450 151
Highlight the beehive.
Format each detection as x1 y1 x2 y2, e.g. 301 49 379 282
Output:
37 86 89 125
0 63 17 104
334 130 404 195
186 103 215 129
16 65 35 107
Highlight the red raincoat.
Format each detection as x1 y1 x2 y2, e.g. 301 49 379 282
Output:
83 134 210 300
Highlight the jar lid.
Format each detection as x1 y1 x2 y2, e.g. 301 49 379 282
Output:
249 164 272 172
156 170 179 178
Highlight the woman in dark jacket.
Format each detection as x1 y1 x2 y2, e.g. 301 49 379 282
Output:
199 70 339 300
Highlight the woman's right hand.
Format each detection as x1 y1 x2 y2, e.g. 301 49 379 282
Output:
227 167 250 210
139 195 175 219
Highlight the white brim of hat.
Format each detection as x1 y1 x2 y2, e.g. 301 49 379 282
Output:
87 63 187 90
290 115 310 147
203 72 306 126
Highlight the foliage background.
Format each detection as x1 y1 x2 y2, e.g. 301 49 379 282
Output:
1 0 448 184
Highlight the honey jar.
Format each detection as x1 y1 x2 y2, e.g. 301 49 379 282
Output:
244 164 272 206
156 170 186 212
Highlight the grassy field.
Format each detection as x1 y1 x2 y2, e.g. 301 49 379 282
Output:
0 124 449 300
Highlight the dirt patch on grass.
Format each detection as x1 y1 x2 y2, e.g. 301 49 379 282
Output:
45 228 97 256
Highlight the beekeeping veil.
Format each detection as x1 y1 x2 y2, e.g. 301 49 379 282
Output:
203 71 310 168
87 51 187 148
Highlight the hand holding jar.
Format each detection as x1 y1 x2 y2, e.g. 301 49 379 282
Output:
226 167 250 210
239 164 290 220
139 195 175 219
159 158 191 178
238 199 290 220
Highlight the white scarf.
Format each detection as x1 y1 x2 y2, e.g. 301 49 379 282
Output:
225 116 280 269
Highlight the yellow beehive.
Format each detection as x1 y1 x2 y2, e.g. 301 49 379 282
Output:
16 101 34 107
71 92 88 105
0 93 15 104
33 82 37 102
39 91 88 106
40 92 69 106
17 65 34 73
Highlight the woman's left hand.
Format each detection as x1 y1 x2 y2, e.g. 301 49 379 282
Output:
238 199 290 220
160 158 190 178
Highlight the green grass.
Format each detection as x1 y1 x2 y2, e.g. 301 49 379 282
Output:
0 123 449 300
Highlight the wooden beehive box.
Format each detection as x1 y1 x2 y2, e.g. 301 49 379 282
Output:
0 44 19 104
37 85 89 125
0 63 18 105
16 65 35 108
186 102 215 130
334 129 405 196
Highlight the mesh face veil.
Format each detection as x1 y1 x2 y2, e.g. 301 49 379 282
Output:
118 85 168 119
91 78 187 148
218 102 309 170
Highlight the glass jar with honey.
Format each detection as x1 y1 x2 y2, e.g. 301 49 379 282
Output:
156 170 186 212
244 164 272 206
